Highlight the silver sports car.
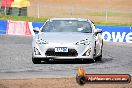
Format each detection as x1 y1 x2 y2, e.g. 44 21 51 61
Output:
32 18 103 64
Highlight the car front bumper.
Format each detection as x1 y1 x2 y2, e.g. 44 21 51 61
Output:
32 42 94 60
32 55 94 59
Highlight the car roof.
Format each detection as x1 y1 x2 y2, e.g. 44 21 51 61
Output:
49 18 91 22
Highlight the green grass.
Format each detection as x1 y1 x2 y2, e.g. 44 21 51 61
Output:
0 15 132 26
0 15 48 22
95 22 132 26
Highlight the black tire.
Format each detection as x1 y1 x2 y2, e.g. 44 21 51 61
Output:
94 40 103 61
32 57 41 64
95 49 102 61
96 54 102 61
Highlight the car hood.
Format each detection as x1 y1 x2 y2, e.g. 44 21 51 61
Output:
38 32 94 44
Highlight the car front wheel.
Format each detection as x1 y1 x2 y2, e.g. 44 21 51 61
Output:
95 49 102 61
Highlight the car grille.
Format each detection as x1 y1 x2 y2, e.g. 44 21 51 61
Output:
45 48 78 57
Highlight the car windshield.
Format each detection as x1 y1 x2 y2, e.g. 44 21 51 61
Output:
41 20 92 33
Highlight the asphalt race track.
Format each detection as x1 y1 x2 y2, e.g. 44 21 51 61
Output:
0 35 132 79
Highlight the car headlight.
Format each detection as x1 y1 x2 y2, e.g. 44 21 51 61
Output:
75 39 90 45
36 39 48 44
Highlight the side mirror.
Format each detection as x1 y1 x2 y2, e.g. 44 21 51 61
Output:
33 27 40 33
94 28 102 35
